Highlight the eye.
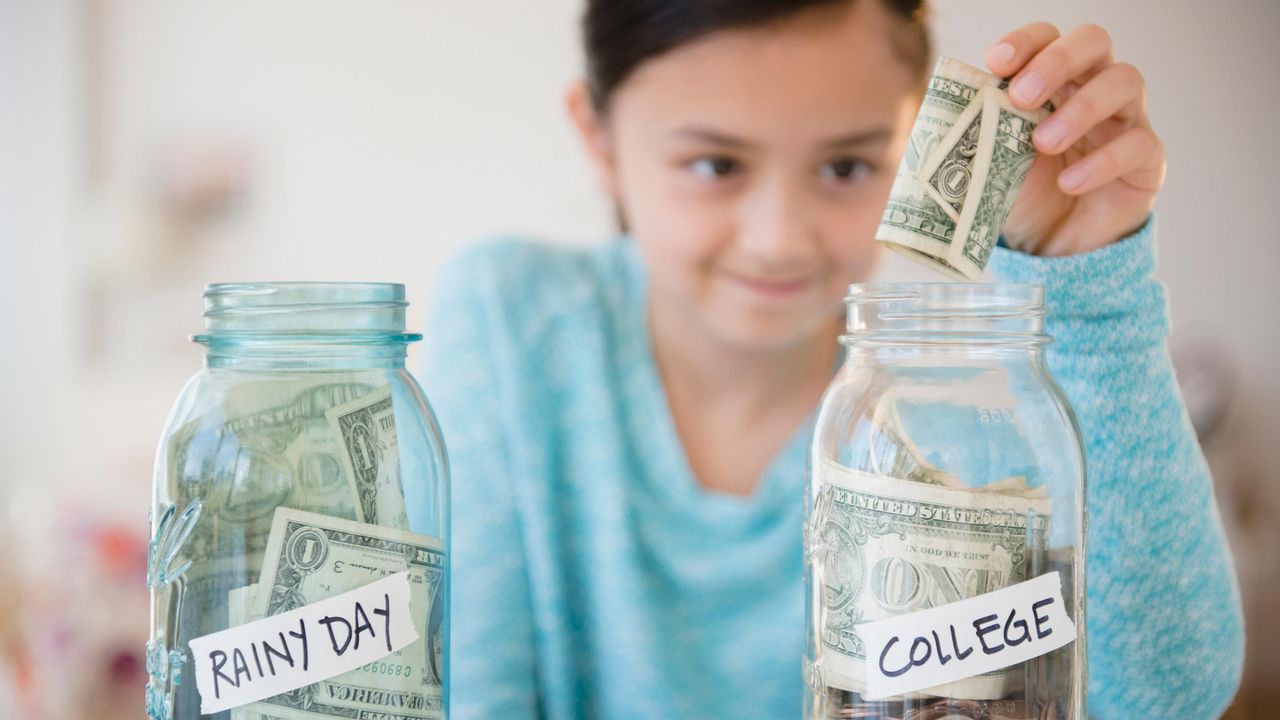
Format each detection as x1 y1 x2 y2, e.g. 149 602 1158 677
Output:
820 157 873 185
689 156 742 180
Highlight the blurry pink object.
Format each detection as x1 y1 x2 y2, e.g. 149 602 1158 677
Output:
18 513 149 720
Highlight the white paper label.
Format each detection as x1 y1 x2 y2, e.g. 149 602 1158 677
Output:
187 571 419 714
859 571 1077 700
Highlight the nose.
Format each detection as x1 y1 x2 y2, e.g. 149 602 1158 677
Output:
736 173 816 264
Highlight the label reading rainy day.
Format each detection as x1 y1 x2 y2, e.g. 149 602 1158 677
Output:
187 572 418 714
858 572 1077 700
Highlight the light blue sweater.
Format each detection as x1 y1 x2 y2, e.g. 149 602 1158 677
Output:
418 221 1244 719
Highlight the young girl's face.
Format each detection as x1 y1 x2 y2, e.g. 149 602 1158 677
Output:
574 1 921 350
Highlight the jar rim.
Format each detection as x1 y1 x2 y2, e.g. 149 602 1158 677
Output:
843 282 1048 345
846 282 1044 304
200 282 412 336
204 280 407 292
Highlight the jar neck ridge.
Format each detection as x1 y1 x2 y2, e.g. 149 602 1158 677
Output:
192 283 420 370
843 283 1048 349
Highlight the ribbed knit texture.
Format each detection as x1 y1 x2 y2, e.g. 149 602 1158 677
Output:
418 219 1244 719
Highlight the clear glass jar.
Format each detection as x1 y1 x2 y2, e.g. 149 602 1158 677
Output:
804 283 1086 720
145 283 450 720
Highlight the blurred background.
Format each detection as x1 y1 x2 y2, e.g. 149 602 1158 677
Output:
0 0 1276 717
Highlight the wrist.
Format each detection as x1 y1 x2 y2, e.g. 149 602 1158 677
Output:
1002 210 1155 259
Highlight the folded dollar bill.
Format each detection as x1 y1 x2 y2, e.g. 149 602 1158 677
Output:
878 57 1054 279
326 385 411 530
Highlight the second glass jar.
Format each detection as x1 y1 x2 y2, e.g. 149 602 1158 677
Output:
146 283 450 720
804 283 1087 720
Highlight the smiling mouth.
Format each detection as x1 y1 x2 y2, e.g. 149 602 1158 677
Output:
724 270 816 298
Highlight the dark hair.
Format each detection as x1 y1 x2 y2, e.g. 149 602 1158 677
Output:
583 0 932 111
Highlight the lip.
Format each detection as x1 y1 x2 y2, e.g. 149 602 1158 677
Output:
724 270 816 299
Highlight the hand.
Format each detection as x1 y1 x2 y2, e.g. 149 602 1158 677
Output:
985 23 1166 257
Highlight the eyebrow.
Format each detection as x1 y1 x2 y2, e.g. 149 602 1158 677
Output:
672 125 895 150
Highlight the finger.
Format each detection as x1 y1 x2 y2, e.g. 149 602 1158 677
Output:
1007 23 1115 111
1057 125 1165 195
985 22 1061 78
1032 62 1146 154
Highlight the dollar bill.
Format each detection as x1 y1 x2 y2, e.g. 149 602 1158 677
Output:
866 391 966 489
245 507 446 720
225 381 381 523
865 392 1047 499
220 381 381 442
811 456 1051 700
170 381 379 525
878 57 1053 279
226 582 256 630
163 381 378 614
160 379 385 717
326 385 411 529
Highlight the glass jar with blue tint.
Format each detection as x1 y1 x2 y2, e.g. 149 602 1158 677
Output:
804 283 1087 720
146 283 449 720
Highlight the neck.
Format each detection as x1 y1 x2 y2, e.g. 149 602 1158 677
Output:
648 295 842 418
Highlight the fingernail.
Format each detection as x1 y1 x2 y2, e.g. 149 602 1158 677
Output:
1059 166 1087 191
986 42 1016 66
1010 71 1045 105
1036 118 1067 150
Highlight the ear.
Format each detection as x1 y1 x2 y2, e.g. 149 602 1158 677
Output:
566 79 620 201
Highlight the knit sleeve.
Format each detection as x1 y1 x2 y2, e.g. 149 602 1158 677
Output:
991 218 1245 719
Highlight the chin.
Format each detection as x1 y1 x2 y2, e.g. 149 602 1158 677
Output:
709 305 840 352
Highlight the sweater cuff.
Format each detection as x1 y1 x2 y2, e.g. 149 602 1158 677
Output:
990 215 1167 347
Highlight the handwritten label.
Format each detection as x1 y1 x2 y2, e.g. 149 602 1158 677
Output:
859 571 1077 700
187 571 418 714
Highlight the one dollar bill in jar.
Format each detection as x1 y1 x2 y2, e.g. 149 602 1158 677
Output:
810 456 1052 700
222 508 446 720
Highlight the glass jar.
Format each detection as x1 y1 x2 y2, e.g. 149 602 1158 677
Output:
145 283 450 720
804 283 1086 720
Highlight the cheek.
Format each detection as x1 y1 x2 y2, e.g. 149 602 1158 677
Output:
617 156 734 286
819 184 891 286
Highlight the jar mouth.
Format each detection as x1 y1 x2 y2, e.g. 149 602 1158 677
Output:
195 282 418 339
843 282 1047 345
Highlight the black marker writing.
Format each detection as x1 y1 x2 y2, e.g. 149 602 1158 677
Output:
263 631 294 675
373 592 393 652
1032 597 1054 639
320 614 354 656
973 613 1004 655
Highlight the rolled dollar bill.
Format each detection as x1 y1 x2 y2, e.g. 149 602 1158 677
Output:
878 57 1053 280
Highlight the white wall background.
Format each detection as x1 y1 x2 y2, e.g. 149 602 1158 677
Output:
1 0 1277 714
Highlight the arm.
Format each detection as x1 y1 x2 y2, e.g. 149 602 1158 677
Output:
992 221 1245 719
420 246 541 719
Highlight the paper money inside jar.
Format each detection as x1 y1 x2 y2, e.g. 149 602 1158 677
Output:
878 57 1055 280
804 283 1087 720
145 283 450 720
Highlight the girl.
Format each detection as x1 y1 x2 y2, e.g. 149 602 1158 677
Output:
420 0 1244 717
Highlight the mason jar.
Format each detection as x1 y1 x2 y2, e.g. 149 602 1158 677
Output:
145 283 450 720
804 283 1086 720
